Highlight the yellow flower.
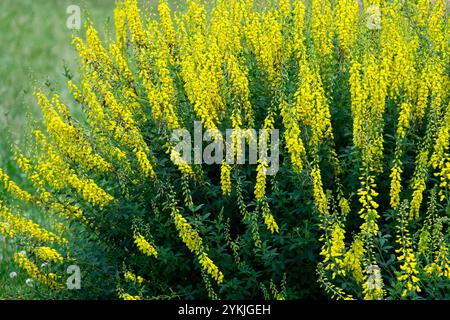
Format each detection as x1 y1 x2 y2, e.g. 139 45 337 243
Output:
198 252 224 284
86 25 113 75
335 0 359 55
428 0 447 53
311 165 328 216
425 245 450 279
124 0 147 47
397 103 412 140
171 199 223 284
410 149 429 219
35 91 113 174
311 0 334 59
431 102 450 169
357 175 380 236
158 0 176 49
170 149 194 179
292 0 306 57
133 233 158 258
171 206 203 254
124 271 144 284
114 1 127 50
14 252 63 290
280 98 305 173
34 246 64 263
294 60 333 151
262 213 279 234
119 292 141 300
220 162 232 196
389 163 402 209
109 43 133 83
343 238 365 284
0 202 63 244
0 168 34 203
395 201 421 297
254 161 268 201
321 223 346 279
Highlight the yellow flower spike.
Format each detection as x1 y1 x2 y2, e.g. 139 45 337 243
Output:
349 61 367 149
397 103 412 140
220 162 232 196
114 1 127 51
155 47 181 130
136 148 157 180
428 0 447 54
294 60 333 151
431 102 450 169
262 212 279 234
292 0 306 58
158 0 176 49
0 168 34 203
321 222 346 280
410 148 429 220
225 52 253 126
243 9 283 86
425 244 450 279
177 2 226 130
311 0 334 59
14 253 64 290
133 233 158 258
339 197 350 216
35 91 113 174
34 246 64 263
14 150 88 223
0 202 64 244
335 0 359 55
198 252 224 284
395 201 422 297
119 292 142 300
32 133 113 208
109 43 134 83
254 161 268 201
171 206 203 255
415 0 431 28
389 164 402 210
124 271 145 284
280 98 306 173
85 24 113 75
357 175 380 237
124 0 147 47
66 174 114 208
343 238 365 284
311 165 328 216
170 149 194 179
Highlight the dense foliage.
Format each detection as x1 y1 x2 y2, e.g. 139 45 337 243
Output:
0 0 449 300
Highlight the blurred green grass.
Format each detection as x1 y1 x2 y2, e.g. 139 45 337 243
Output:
0 0 117 142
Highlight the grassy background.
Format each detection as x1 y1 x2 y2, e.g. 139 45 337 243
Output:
0 0 117 140
0 0 116 299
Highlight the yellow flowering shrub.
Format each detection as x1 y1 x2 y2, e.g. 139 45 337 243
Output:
0 0 449 300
